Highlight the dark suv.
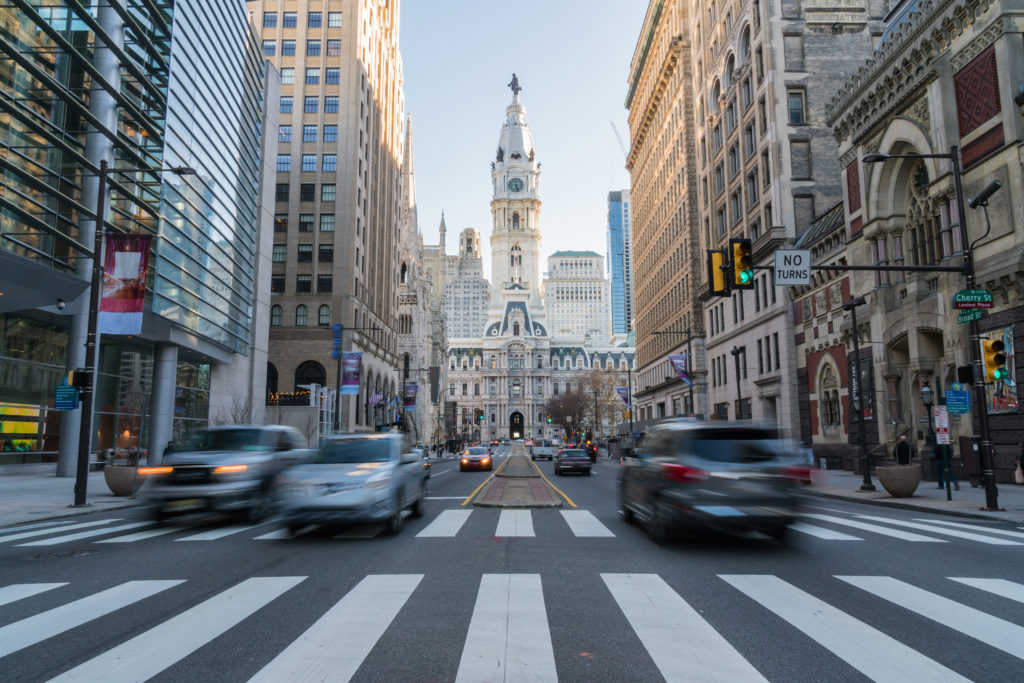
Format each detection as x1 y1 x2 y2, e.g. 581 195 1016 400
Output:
618 420 804 542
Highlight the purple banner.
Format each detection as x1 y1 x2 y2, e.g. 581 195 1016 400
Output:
341 352 362 395
669 354 692 386
404 383 418 411
615 387 631 408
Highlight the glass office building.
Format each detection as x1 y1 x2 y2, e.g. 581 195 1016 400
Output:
0 1 272 467
607 189 634 335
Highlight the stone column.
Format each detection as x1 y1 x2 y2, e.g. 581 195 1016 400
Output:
147 343 178 465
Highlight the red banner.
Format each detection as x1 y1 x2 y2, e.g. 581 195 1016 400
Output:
98 233 151 335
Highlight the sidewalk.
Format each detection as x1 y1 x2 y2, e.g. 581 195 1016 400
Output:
805 469 1024 523
1 471 144 529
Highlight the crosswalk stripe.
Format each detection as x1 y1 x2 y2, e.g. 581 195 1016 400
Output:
16 522 150 546
603 573 766 682
837 576 1024 660
0 520 74 534
416 509 472 537
789 522 863 540
0 519 121 544
722 575 967 682
854 515 1023 545
914 518 1024 540
0 580 183 658
50 577 305 682
948 578 1024 605
254 528 291 540
801 514 946 542
0 583 67 607
250 574 422 682
175 524 259 541
456 574 557 683
495 509 534 537
96 526 180 543
561 510 615 537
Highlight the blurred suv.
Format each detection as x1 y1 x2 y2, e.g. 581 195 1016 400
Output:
141 425 306 523
618 421 805 542
275 432 428 535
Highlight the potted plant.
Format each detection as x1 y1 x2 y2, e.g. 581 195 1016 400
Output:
875 438 922 497
103 448 147 496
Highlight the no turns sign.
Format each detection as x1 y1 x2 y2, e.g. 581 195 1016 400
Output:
774 249 811 286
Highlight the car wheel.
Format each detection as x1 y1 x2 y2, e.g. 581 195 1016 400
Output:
620 499 636 525
646 501 669 544
411 483 426 518
386 498 404 535
765 525 789 541
247 489 274 524
287 522 303 536
151 505 168 526
554 466 561 476
585 469 592 476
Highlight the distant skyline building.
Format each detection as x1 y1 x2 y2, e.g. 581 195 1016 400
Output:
606 189 634 335
544 251 611 341
444 227 491 338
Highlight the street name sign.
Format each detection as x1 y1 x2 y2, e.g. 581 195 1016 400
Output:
55 385 79 410
774 249 811 285
952 289 993 309
957 309 984 324
945 384 971 414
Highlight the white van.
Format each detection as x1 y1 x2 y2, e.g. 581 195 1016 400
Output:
531 439 555 460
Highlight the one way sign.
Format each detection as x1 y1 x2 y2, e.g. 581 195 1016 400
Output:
774 249 811 285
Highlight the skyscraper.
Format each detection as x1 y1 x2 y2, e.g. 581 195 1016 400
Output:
544 251 611 341
444 228 490 339
606 189 634 336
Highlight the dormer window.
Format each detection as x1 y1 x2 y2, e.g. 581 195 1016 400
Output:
513 322 520 336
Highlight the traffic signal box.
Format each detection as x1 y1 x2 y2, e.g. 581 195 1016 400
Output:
730 238 754 289
707 250 728 297
982 339 1007 382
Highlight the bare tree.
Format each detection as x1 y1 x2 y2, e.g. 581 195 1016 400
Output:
213 395 255 426
297 408 320 447
544 391 589 440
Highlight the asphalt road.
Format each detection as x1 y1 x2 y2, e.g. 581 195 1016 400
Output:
2 444 1024 681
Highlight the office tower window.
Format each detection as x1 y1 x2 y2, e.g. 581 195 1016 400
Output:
271 275 285 293
262 40 275 56
297 244 313 262
278 125 291 142
306 40 320 56
325 68 340 84
301 154 316 172
328 12 342 28
280 96 293 113
283 12 297 28
322 154 337 172
323 125 338 142
272 244 286 262
296 275 312 293
298 213 314 231
304 96 318 113
320 214 335 231
318 244 334 262
280 67 294 84
263 12 277 28
318 275 333 293
274 214 288 232
281 39 295 56
308 12 322 28
300 184 315 201
305 68 319 84
327 39 341 56
271 305 282 326
276 154 290 172
295 305 308 327
275 183 289 202
318 305 330 326
303 125 317 142
324 96 338 113
321 185 336 202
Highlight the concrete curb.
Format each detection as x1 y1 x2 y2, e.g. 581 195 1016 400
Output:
472 456 565 508
799 489 1024 523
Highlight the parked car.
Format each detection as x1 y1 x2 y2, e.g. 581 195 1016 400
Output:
275 432 427 535
460 446 493 471
554 448 592 476
618 421 803 542
530 439 555 461
140 425 306 523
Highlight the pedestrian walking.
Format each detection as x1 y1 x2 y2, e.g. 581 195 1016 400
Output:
934 443 959 491
894 435 912 465
1015 442 1024 485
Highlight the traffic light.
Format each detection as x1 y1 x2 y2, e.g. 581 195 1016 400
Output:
982 339 1007 382
707 249 728 297
478 410 485 422
730 238 754 289
546 416 552 423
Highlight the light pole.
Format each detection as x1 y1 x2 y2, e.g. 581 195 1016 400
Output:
843 295 874 491
863 146 999 509
332 323 380 433
651 327 703 415
921 379 935 447
74 159 195 507
730 346 744 420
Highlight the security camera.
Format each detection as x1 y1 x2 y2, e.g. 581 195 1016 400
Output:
967 180 1003 209
56 298 66 311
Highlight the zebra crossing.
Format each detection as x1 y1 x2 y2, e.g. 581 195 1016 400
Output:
1 507 1022 548
3 572 1022 680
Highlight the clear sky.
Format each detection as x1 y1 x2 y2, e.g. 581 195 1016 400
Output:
400 1 648 280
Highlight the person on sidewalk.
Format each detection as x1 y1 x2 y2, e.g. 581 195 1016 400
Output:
934 443 959 490
894 435 912 465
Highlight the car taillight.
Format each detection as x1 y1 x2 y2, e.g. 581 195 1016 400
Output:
780 466 811 482
138 466 173 475
662 463 708 483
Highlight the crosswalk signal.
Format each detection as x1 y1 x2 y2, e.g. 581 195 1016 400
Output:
707 249 729 297
982 339 1007 382
730 238 754 289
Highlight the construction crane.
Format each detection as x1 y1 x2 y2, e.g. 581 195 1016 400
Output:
610 121 629 159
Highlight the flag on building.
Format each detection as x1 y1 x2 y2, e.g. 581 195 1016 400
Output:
404 383 418 411
98 233 151 335
341 352 362 394
669 354 692 387
615 387 631 408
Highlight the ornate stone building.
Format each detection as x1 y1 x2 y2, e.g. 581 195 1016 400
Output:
444 227 490 338
820 0 1024 480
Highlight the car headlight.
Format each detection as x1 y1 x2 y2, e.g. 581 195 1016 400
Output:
366 470 393 490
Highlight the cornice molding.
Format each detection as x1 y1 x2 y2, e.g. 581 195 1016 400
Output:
627 36 684 171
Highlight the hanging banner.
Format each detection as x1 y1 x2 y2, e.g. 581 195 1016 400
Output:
669 354 693 386
341 352 362 395
98 233 151 335
404 383 418 411
615 387 631 407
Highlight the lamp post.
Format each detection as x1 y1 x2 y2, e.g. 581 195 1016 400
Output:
843 295 874 491
921 380 935 447
862 146 999 509
331 323 381 433
730 346 744 420
73 159 196 507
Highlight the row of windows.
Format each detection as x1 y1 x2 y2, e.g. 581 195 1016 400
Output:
280 96 339 114
278 67 340 85
272 244 334 263
276 153 338 172
270 304 332 327
275 183 336 203
279 125 338 143
270 274 333 294
262 39 342 58
263 12 342 29
274 213 336 232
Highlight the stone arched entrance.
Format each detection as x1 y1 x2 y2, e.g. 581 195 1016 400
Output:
509 411 524 439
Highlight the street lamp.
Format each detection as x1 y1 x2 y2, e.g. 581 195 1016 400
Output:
921 380 935 447
73 159 196 507
730 346 745 420
651 327 703 415
843 295 874 492
863 146 999 509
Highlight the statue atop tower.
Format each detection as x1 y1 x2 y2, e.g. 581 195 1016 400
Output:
508 73 522 97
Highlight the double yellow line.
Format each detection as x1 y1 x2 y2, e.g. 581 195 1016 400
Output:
460 455 578 508
529 458 577 508
460 457 509 506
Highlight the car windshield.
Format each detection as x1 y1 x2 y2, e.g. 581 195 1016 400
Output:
688 428 780 463
466 447 488 455
315 438 392 464
185 429 271 452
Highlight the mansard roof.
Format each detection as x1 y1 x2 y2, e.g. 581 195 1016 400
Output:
484 300 547 338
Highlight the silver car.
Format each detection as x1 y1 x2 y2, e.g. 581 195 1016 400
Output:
275 432 428 535
141 425 306 523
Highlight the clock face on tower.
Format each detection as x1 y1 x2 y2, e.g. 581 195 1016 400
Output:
506 177 524 193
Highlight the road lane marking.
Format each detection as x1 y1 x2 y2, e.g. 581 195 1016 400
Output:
948 578 1024 604
425 496 465 500
16 521 150 546
0 580 183 658
254 528 291 540
0 520 74 534
416 509 472 537
561 510 614 537
250 574 422 682
0 583 67 607
801 514 946 542
460 472 496 507
0 519 121 544
50 577 305 682
789 522 863 540
853 515 1022 545
912 518 1024 540
837 576 1024 661
495 510 534 537
456 574 556 683
175 524 260 541
722 575 967 682
96 526 180 543
529 457 577 508
604 573 766 682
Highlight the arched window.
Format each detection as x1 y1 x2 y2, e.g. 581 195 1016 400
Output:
400 262 408 283
270 305 282 327
725 54 735 86
740 26 751 60
295 304 307 327
318 304 330 326
712 80 721 106
294 360 326 391
512 212 520 229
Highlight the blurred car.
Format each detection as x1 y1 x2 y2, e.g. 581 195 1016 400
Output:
583 443 598 462
618 421 804 542
530 439 555 461
275 432 427 535
460 446 493 471
524 438 534 447
140 425 306 523
490 439 499 446
554 448 592 476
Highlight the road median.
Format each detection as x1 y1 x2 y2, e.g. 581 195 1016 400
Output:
472 455 564 508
